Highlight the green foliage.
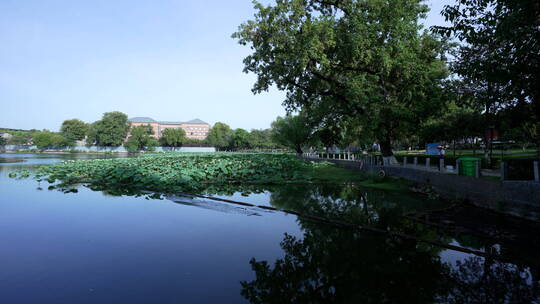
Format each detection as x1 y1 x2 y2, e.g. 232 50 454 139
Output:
60 119 88 141
234 0 451 156
87 111 130 147
8 170 30 178
248 129 276 150
206 122 233 150
32 131 73 149
124 125 158 153
85 123 98 147
434 0 539 115
4 130 35 145
433 1 540 157
32 153 341 193
498 103 540 152
231 128 251 150
0 136 6 146
160 128 186 147
271 114 312 154
419 102 482 144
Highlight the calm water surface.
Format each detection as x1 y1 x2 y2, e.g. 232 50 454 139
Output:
1 153 539 303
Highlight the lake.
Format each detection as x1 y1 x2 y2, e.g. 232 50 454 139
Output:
1 153 539 303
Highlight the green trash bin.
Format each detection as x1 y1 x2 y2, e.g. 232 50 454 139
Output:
458 157 481 177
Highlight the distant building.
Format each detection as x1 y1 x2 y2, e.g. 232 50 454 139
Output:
0 132 13 140
128 117 211 140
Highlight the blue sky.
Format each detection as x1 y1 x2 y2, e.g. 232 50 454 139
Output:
0 0 452 131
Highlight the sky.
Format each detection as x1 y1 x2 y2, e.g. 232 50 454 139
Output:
0 0 452 131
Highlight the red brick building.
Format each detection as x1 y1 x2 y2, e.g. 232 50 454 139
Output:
128 117 210 140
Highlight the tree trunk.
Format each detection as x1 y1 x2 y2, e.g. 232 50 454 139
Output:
295 145 303 155
379 139 399 166
379 139 393 157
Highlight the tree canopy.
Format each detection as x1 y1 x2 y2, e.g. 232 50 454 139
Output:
435 0 540 117
124 125 158 152
4 130 34 145
429 0 540 156
231 128 251 150
32 131 73 149
248 129 275 150
419 102 482 145
60 119 88 142
271 114 312 154
87 112 130 147
206 122 233 150
160 128 186 147
234 0 450 156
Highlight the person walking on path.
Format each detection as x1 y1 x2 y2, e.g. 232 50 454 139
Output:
438 145 445 171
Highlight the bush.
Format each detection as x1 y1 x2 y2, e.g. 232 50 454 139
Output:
32 131 74 149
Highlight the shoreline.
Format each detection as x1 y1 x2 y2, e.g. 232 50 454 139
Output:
1 150 131 155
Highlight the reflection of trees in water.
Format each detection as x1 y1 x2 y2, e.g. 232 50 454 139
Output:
241 184 540 304
269 183 427 227
242 230 540 303
439 256 540 304
241 227 448 303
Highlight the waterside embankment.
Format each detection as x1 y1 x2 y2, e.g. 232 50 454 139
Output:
302 156 540 221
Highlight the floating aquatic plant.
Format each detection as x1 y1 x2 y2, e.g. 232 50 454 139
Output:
26 153 336 193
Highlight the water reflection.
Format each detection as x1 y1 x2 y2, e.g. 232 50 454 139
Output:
0 152 128 177
2 153 540 303
240 184 540 304
441 256 540 304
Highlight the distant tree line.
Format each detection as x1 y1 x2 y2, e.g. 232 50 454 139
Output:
0 111 292 152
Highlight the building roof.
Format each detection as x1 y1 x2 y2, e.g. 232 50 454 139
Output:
129 117 209 125
129 117 157 123
185 118 208 125
158 121 183 125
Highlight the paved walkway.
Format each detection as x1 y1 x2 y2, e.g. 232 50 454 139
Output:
303 154 502 178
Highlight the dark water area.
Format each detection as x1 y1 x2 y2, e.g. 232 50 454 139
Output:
1 153 539 303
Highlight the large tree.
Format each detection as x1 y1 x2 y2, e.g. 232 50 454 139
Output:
434 0 540 156
435 0 540 117
124 125 158 152
87 112 131 147
419 102 483 155
271 114 312 154
233 0 450 157
249 129 275 150
60 119 88 142
231 128 251 150
160 128 186 147
206 122 233 150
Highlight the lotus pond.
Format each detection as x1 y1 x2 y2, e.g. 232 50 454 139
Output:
15 153 376 193
1 152 539 303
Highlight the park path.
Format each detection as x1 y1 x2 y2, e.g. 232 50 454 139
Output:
302 153 502 178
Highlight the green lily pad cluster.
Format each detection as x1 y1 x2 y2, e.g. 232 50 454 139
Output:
31 153 333 193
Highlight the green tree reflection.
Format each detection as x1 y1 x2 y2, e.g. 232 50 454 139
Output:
241 184 540 303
